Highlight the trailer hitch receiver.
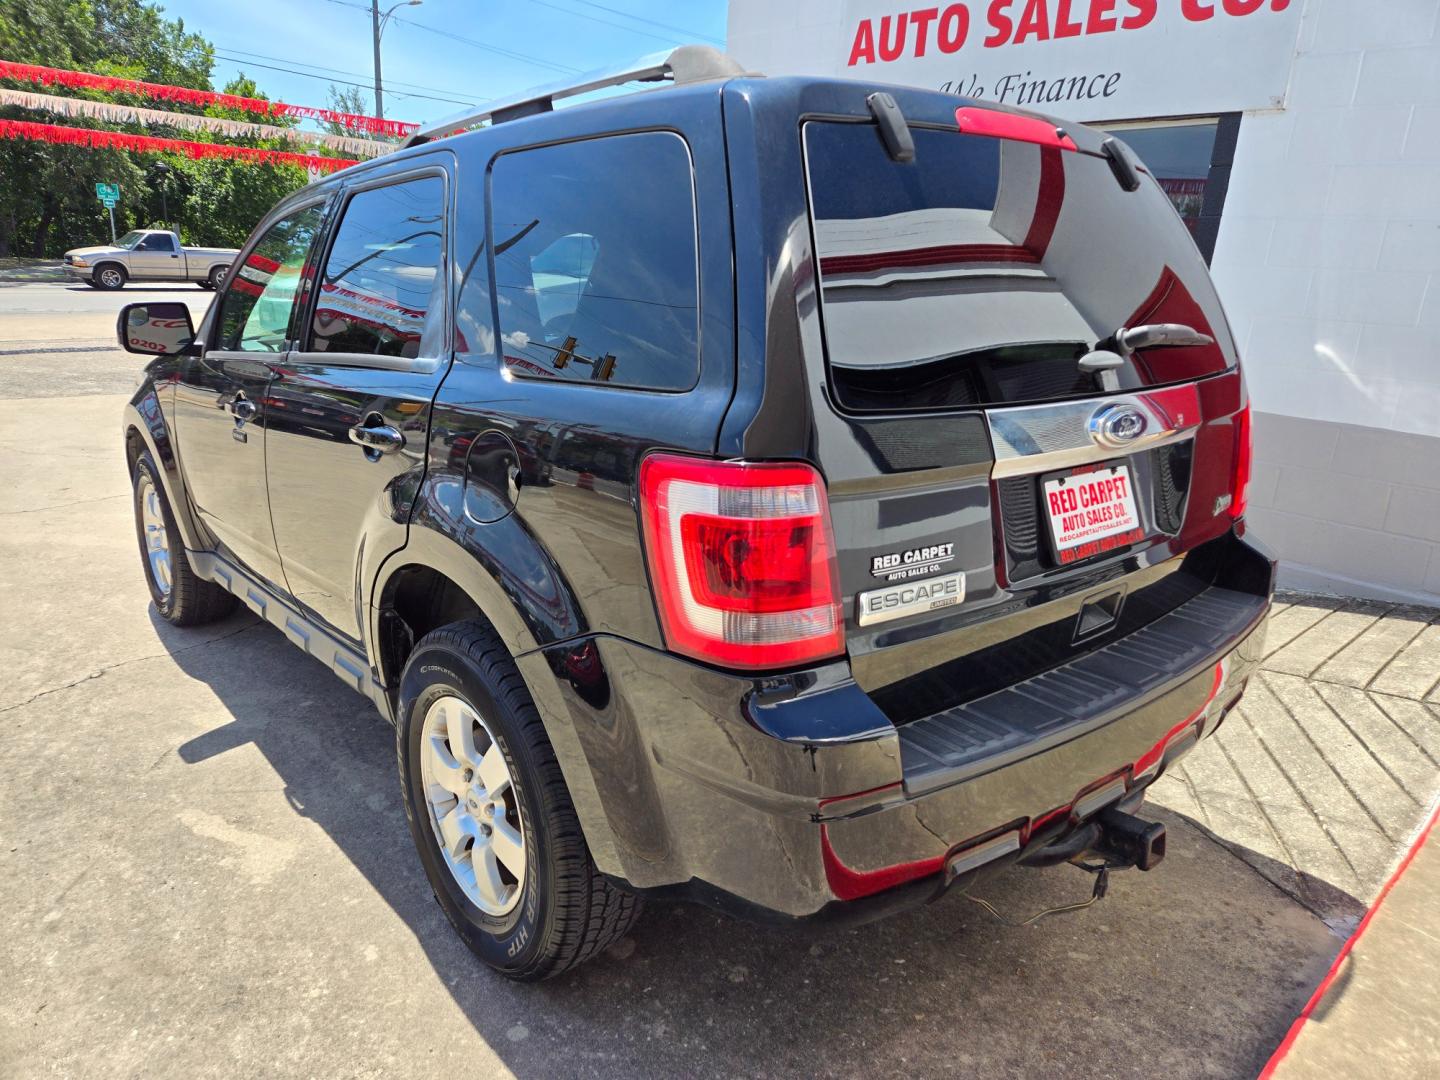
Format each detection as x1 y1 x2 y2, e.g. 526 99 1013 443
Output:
1094 806 1167 871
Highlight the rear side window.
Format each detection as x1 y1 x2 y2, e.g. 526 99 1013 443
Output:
804 121 1236 412
308 175 446 359
488 132 699 390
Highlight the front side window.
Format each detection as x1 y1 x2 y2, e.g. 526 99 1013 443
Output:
307 175 446 359
137 233 176 251
488 132 699 390
216 204 326 353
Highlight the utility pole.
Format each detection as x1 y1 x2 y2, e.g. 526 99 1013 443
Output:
370 1 421 122
371 0 384 121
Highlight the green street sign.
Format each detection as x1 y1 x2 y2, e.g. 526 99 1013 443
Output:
95 182 120 202
101 197 117 209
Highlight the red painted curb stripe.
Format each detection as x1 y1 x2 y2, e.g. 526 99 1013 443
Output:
1257 797 1440 1079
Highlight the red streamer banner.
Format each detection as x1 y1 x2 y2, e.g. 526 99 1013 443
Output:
0 118 357 173
0 61 420 138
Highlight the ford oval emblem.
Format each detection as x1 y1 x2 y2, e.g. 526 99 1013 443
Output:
1089 404 1149 449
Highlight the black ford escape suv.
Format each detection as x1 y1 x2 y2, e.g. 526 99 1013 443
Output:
119 47 1272 980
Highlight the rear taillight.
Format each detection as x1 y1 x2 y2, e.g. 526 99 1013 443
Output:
638 454 845 671
1230 402 1252 520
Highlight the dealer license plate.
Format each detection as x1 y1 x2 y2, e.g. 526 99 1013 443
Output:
1042 464 1144 565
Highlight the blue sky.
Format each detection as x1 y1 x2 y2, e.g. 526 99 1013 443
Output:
157 0 730 127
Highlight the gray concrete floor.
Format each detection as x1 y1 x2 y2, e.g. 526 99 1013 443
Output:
1269 807 1440 1080
2 286 1435 1078
1152 596 1440 934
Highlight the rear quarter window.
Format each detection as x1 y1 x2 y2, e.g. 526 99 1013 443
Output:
485 131 700 391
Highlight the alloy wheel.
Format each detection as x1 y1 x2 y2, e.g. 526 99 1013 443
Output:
99 267 123 288
419 694 527 916
137 473 172 597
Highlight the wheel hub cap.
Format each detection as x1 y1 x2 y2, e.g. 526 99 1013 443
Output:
419 695 526 916
138 474 172 597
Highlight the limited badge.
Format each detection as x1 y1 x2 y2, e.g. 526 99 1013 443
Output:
857 571 966 627
869 542 956 582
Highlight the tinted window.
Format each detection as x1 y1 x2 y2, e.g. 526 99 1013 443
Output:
488 132 698 390
216 205 325 353
137 233 175 251
805 122 1235 412
308 176 446 358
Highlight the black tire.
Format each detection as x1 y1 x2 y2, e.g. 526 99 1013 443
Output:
93 263 127 290
131 449 236 626
397 621 641 980
197 280 214 291
207 264 228 289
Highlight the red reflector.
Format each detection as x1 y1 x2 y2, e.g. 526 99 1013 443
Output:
955 107 1078 151
819 824 944 901
639 454 845 671
1231 401 1253 521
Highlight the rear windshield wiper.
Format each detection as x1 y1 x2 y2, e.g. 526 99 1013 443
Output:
1107 323 1214 356
1081 324 1214 390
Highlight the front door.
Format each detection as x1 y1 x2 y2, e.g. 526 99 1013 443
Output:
173 202 328 588
130 231 182 279
266 166 451 641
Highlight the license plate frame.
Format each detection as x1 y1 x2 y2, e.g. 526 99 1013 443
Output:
1042 462 1145 565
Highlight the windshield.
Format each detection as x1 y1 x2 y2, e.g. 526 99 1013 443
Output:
804 121 1236 411
116 231 145 249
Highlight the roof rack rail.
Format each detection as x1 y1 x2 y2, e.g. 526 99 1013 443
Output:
401 45 750 149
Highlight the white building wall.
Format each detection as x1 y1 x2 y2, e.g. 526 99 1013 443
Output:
1215 0 1440 603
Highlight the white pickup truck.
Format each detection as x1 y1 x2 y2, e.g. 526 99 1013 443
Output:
63 230 239 291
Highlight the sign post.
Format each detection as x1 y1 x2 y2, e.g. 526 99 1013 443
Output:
95 183 120 243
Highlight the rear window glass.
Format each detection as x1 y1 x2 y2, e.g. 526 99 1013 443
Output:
489 132 699 391
804 121 1235 412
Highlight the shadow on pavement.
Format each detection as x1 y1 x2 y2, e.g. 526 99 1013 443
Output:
168 614 1341 1079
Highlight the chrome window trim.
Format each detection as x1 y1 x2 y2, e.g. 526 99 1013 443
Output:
287 351 441 375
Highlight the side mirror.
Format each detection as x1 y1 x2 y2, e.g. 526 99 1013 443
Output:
117 302 198 356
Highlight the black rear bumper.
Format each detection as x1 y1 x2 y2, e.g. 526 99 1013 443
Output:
899 585 1267 794
516 530 1276 921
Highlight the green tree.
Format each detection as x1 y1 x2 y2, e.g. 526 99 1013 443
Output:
0 1 316 257
322 84 371 137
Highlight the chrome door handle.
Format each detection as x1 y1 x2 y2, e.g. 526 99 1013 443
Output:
348 416 405 454
229 397 257 422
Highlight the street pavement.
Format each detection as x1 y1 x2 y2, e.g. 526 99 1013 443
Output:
0 280 211 399
1 283 1436 1078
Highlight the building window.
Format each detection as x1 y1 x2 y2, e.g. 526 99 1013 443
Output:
1101 114 1240 264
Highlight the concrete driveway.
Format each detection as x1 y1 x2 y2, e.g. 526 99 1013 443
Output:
2 284 1435 1078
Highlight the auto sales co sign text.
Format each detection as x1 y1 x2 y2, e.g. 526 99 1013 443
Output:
737 0 1306 123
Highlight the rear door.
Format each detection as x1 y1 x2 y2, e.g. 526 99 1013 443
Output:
265 158 452 642
792 102 1247 721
